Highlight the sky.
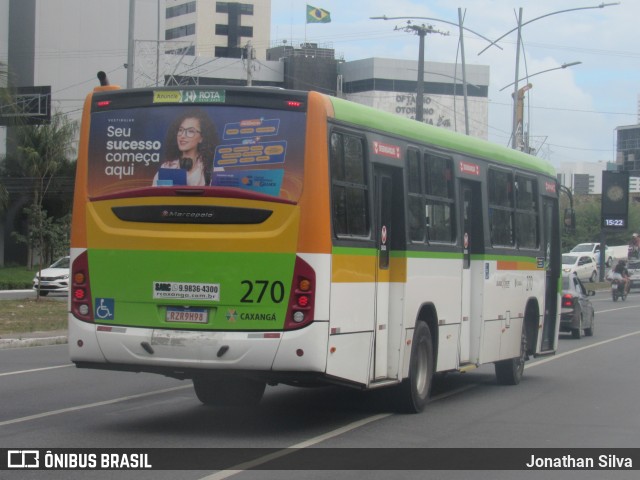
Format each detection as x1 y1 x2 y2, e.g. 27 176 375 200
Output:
2 0 638 167
270 0 640 166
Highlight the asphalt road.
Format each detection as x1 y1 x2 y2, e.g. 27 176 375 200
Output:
1 289 639 479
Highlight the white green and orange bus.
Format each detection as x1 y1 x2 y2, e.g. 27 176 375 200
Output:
69 80 561 413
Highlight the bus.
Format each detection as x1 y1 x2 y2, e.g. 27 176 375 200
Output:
69 81 561 413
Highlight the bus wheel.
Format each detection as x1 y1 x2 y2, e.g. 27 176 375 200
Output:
396 322 433 413
495 329 526 386
193 374 266 407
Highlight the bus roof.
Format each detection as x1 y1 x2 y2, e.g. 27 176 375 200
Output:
327 95 556 177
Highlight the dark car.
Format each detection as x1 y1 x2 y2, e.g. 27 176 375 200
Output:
561 274 595 339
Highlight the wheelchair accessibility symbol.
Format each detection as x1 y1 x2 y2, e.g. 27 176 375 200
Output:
95 298 114 320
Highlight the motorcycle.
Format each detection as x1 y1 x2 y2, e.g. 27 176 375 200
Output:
611 278 627 302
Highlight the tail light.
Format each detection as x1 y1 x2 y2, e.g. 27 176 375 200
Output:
284 256 315 330
561 294 574 308
71 251 93 322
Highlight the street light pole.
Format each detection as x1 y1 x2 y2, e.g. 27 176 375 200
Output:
499 62 582 92
477 2 620 150
503 61 582 151
478 2 621 56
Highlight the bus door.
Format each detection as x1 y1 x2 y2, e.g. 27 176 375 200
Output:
373 165 404 380
459 180 484 364
540 196 560 352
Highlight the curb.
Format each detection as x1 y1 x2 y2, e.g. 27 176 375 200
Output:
0 334 68 349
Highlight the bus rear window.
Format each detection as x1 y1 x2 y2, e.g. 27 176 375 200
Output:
87 105 306 202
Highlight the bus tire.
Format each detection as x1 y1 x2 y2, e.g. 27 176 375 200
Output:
396 322 433 414
495 328 526 386
193 374 266 407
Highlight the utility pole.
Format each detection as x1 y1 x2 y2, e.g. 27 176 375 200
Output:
458 8 470 135
395 22 448 123
244 41 255 86
126 0 136 88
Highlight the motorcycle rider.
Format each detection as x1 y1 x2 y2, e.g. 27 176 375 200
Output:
612 259 631 295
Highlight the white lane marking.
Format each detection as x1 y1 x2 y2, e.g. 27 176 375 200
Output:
595 305 640 314
199 329 640 480
526 330 640 370
2 328 639 475
0 385 190 427
199 413 393 480
0 364 73 377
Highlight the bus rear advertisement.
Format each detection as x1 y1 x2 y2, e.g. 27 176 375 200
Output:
69 82 561 413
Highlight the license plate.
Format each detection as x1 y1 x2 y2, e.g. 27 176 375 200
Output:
165 307 209 324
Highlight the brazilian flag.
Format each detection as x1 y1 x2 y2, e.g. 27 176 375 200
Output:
307 5 331 23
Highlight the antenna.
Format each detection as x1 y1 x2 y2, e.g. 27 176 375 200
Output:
97 71 109 86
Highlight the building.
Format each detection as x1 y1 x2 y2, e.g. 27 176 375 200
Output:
556 161 608 195
615 124 640 177
267 42 339 95
164 0 271 60
339 57 490 139
555 160 640 195
1 0 491 265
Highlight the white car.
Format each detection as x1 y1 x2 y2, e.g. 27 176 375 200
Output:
562 253 599 283
570 242 613 267
33 256 70 296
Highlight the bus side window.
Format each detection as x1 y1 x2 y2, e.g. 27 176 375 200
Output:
424 153 455 243
330 132 369 237
406 148 425 242
515 175 539 249
488 168 515 247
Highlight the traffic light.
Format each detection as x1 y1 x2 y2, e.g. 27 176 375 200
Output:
601 170 629 230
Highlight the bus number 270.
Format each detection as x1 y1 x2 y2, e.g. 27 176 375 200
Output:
240 280 285 303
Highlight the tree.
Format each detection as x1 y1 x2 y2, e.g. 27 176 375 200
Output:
561 193 640 252
12 207 70 263
13 111 77 269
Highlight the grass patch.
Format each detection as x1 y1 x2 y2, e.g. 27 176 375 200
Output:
0 299 67 335
0 266 39 290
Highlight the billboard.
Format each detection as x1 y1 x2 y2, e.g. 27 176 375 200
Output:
601 170 629 230
0 86 51 126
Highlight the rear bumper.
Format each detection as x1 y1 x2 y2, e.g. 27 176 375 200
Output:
560 310 579 330
69 316 329 377
33 281 69 293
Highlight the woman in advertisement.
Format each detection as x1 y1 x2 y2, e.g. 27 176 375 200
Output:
153 109 219 186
